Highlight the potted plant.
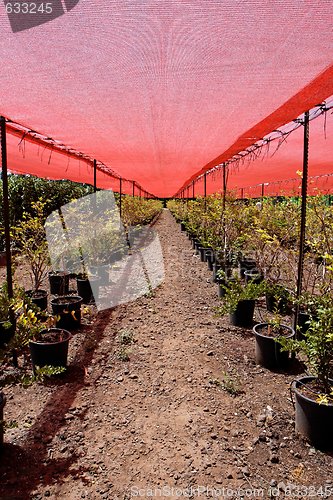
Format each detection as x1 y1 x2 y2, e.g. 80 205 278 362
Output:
48 270 70 296
216 277 265 328
50 295 83 329
279 301 333 449
12 201 50 310
13 299 71 374
253 313 294 370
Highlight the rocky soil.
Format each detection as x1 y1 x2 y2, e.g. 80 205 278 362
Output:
0 209 332 499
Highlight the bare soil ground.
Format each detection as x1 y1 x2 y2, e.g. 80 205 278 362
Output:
0 209 332 499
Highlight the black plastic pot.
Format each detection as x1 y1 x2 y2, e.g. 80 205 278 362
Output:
212 263 222 283
0 392 6 446
253 323 294 369
244 269 263 285
89 264 109 286
76 276 100 304
49 271 70 296
292 376 333 450
29 328 71 374
180 222 186 232
229 299 255 328
25 289 48 310
206 251 214 271
239 258 257 279
51 295 83 330
0 319 15 348
204 248 214 268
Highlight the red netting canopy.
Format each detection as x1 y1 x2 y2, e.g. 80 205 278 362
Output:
0 1 332 197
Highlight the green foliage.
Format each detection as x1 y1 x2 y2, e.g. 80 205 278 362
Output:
0 174 94 251
209 371 243 396
118 329 135 345
12 200 50 291
116 346 131 361
21 365 66 387
215 277 265 315
121 197 162 228
279 300 333 395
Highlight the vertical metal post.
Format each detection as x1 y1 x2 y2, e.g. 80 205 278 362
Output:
119 178 122 217
0 117 13 299
204 173 207 210
192 181 195 200
261 183 264 198
241 188 244 199
93 159 97 192
294 110 310 336
132 181 135 197
222 163 227 212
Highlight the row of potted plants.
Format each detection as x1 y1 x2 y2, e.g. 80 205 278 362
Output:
169 198 333 451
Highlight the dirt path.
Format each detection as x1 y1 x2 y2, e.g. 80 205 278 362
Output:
0 209 332 499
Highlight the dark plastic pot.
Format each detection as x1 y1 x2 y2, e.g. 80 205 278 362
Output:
0 392 6 446
29 328 71 374
253 323 294 369
212 263 222 283
194 241 201 254
204 248 214 268
180 222 186 232
25 289 48 310
198 246 211 262
0 319 15 348
244 269 263 285
229 299 255 328
239 258 257 279
51 295 83 330
90 264 110 286
292 376 333 450
76 276 100 304
206 251 214 271
49 272 70 296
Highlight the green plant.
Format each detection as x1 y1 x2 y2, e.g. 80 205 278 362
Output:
209 371 243 396
12 200 50 292
116 346 131 361
118 329 134 345
215 277 265 316
21 365 66 387
279 300 333 399
10 298 57 352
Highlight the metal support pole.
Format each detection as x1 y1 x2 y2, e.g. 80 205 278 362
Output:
204 173 207 210
119 178 122 217
192 181 195 200
241 188 244 199
132 181 135 197
261 183 264 198
222 163 227 212
93 159 97 192
294 110 310 336
0 116 13 299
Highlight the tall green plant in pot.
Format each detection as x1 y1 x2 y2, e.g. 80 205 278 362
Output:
216 277 265 328
279 300 333 449
12 201 50 310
